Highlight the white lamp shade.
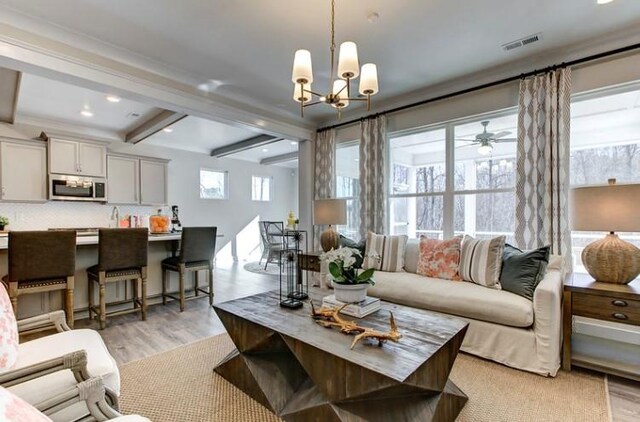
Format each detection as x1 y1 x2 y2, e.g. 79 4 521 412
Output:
359 63 379 95
332 80 349 108
293 83 312 103
338 41 360 79
570 183 640 232
314 199 347 225
292 49 313 84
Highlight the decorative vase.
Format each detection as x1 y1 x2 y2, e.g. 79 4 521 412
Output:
332 281 368 303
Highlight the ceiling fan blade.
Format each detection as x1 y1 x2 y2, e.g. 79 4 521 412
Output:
493 138 517 143
493 131 512 139
455 143 477 149
455 139 477 143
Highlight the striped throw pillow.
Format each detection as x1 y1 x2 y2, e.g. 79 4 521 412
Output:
362 232 408 272
459 235 506 288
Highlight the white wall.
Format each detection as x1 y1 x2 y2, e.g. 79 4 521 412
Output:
0 124 298 263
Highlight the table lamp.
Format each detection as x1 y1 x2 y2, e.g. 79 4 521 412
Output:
570 179 640 284
314 198 347 252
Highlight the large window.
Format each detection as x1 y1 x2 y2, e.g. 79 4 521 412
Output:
570 86 640 272
389 112 517 241
200 169 228 199
336 142 360 240
252 176 272 201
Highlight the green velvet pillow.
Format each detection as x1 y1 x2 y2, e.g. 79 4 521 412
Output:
499 244 550 301
339 235 366 269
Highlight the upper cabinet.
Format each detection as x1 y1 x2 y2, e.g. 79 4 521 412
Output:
140 159 168 205
49 138 106 177
107 155 139 205
0 139 47 202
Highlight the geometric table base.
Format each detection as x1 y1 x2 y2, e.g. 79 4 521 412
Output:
214 307 468 421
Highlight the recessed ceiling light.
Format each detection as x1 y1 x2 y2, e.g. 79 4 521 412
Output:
80 109 94 117
290 141 298 146
597 0 614 4
106 95 121 103
162 127 173 133
262 148 269 152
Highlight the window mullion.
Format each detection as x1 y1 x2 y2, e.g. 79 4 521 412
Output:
443 123 455 238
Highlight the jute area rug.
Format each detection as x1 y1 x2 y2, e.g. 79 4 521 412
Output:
120 334 610 422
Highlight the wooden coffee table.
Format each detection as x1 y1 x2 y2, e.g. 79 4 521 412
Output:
214 290 469 421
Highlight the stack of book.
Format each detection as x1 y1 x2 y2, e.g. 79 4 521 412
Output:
321 295 381 318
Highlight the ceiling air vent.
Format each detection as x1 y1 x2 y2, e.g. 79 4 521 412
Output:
502 33 542 52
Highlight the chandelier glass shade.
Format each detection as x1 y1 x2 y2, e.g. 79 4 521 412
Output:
291 0 379 117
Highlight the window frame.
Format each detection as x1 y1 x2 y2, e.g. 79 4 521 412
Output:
251 175 273 202
335 140 361 240
199 168 229 200
387 107 518 239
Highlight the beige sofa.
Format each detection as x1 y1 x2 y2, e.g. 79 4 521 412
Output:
367 239 565 376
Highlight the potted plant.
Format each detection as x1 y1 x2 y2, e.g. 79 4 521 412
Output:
321 247 375 303
0 216 9 231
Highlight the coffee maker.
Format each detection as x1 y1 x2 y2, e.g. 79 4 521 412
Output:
170 205 182 233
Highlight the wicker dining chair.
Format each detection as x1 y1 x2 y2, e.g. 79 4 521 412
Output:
3 230 76 328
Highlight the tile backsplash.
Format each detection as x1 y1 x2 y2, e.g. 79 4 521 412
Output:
0 202 162 231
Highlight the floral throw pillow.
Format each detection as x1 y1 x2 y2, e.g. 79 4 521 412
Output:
0 386 52 421
416 236 463 281
0 284 18 372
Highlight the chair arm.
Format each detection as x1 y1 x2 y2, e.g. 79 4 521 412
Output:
0 350 90 388
532 268 564 376
18 310 71 334
36 376 123 421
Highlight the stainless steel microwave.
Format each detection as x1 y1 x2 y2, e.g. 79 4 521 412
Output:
49 174 107 202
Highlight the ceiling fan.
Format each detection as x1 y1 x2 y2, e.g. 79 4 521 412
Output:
456 121 517 155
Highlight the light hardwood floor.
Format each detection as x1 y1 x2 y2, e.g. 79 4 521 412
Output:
73 261 639 422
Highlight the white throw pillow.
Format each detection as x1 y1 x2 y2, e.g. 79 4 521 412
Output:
0 386 52 421
459 235 506 289
0 284 18 372
362 232 408 272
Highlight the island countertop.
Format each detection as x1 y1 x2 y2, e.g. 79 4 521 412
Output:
0 232 183 250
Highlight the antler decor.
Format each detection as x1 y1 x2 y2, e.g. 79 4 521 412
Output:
310 302 402 349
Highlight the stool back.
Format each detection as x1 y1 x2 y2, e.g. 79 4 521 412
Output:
9 231 76 282
98 228 148 271
179 227 217 264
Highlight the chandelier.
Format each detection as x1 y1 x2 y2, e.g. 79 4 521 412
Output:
291 0 379 118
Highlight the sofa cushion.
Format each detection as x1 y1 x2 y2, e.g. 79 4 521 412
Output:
417 236 463 280
368 271 534 328
0 386 51 421
0 284 18 372
403 239 420 273
9 329 120 405
362 232 408 272
459 235 506 289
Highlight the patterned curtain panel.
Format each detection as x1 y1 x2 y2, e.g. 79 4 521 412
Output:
313 129 336 249
515 68 572 269
359 115 387 238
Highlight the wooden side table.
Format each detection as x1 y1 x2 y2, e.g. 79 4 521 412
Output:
563 273 640 379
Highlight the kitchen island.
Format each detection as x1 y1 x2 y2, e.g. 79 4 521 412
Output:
0 230 215 320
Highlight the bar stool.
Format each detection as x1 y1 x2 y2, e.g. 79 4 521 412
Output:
87 228 148 330
161 227 217 312
3 230 76 327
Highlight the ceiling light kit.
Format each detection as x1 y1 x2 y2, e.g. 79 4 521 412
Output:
291 0 379 117
106 95 121 103
597 0 615 4
162 127 174 133
80 109 93 117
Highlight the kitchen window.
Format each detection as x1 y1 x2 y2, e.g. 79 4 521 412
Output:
570 85 640 272
200 169 228 199
252 176 272 201
335 142 360 240
389 111 517 242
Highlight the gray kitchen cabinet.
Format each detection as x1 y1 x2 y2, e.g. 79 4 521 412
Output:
140 159 168 205
107 155 139 204
49 138 106 177
0 140 47 202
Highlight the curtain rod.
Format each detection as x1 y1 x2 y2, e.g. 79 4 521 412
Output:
317 42 640 132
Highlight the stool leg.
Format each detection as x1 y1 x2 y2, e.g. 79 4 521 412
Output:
88 276 94 320
195 270 200 296
179 264 186 312
65 276 75 329
208 266 214 306
141 268 147 321
8 281 18 317
99 272 107 330
132 278 139 310
162 267 167 305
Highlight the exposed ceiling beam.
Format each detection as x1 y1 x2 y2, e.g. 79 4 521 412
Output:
260 151 299 166
211 134 283 158
0 68 21 124
125 110 187 144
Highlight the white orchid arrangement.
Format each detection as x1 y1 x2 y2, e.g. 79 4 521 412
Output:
320 247 375 286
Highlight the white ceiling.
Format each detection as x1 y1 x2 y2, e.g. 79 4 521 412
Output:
2 0 640 123
144 115 259 155
16 73 159 133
